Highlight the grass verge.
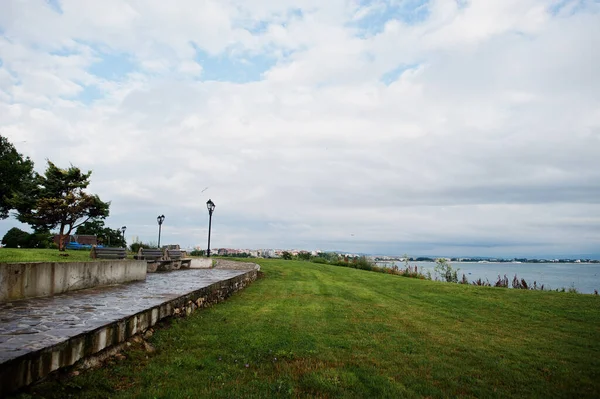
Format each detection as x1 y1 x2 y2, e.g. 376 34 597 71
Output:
0 248 112 262
12 259 600 398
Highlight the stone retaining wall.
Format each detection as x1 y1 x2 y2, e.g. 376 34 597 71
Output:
0 261 147 303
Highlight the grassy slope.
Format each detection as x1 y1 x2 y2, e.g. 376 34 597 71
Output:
0 248 114 262
15 259 600 398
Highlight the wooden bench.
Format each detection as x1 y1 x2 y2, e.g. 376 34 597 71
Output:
137 248 164 261
90 247 127 259
137 248 173 272
167 249 192 269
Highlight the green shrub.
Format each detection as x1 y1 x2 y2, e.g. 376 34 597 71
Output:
190 249 205 256
316 252 340 263
354 256 374 271
297 251 311 261
332 260 349 267
328 257 431 280
221 252 251 258
130 242 152 253
398 265 427 279
26 232 54 248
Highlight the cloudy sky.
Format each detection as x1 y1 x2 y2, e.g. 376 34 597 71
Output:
1 0 599 258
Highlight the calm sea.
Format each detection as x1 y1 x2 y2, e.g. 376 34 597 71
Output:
377 261 600 294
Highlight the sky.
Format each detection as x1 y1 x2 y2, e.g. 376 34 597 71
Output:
0 0 599 258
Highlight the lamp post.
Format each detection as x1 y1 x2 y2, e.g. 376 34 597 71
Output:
206 199 215 257
157 215 165 248
121 226 127 247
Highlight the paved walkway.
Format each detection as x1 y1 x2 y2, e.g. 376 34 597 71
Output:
0 269 248 365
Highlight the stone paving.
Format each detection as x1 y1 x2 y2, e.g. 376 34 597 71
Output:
0 269 248 365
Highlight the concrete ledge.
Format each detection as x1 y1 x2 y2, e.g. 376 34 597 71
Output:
0 261 147 303
0 265 259 396
189 258 213 269
189 259 260 270
214 259 261 270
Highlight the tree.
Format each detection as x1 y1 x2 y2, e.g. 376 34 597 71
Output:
75 219 105 237
403 253 410 268
0 135 35 219
434 258 459 283
76 220 126 247
14 161 110 251
281 251 293 260
1 227 30 248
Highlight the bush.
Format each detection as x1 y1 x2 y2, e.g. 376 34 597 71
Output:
316 252 340 263
221 253 251 258
472 278 491 286
297 251 311 261
329 257 431 280
354 256 374 271
27 232 54 248
130 242 152 253
494 275 509 288
332 260 349 267
190 249 205 256
512 275 529 289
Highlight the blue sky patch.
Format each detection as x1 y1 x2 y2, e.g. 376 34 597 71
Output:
455 0 469 10
88 51 137 80
74 85 104 105
237 7 304 34
350 0 430 37
49 47 80 57
380 63 419 85
46 0 63 14
195 49 276 83
246 20 270 34
287 8 304 20
548 0 589 16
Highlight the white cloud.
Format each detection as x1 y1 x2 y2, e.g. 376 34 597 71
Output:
0 0 599 257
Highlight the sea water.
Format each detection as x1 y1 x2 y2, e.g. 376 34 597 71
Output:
378 261 600 294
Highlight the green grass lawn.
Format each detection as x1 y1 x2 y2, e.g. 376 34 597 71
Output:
14 259 600 398
0 247 102 262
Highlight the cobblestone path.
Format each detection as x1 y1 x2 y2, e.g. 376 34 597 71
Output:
0 269 247 365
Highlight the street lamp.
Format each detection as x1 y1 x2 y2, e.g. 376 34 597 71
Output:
121 226 127 246
206 199 215 257
157 215 165 248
